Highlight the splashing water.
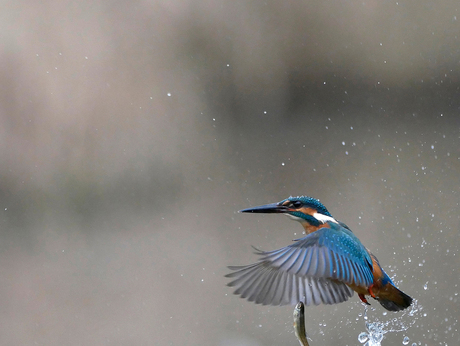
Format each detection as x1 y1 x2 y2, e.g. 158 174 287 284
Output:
357 300 422 346
358 321 384 346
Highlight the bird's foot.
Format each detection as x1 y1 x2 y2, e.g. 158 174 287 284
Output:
358 294 370 305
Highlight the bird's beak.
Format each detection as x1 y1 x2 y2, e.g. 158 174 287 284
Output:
239 202 289 214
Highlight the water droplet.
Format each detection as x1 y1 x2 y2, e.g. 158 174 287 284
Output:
358 332 369 343
167 92 172 96
403 336 410 345
423 282 428 290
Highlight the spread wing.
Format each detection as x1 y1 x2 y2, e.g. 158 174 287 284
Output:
226 226 374 306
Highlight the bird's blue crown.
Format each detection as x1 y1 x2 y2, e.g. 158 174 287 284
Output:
282 196 333 217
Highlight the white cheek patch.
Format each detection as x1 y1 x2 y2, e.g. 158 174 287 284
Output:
313 212 339 224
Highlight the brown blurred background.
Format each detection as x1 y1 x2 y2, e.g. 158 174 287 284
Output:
0 0 459 345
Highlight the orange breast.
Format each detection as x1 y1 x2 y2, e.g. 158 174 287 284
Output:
348 253 385 295
300 220 330 234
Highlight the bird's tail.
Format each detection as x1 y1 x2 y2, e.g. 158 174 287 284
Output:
377 284 413 311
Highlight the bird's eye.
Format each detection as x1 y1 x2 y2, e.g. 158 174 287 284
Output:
292 201 302 208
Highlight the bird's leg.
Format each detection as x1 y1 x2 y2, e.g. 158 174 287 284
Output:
358 294 370 305
368 285 376 298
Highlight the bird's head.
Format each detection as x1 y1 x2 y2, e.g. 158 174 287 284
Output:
240 196 338 233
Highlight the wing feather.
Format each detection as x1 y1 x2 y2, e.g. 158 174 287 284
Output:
226 224 373 306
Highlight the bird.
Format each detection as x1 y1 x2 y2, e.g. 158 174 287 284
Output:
225 196 413 311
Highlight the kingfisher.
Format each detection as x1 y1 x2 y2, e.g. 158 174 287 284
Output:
226 196 412 311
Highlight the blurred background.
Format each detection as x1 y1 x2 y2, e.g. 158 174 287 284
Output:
0 0 459 345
